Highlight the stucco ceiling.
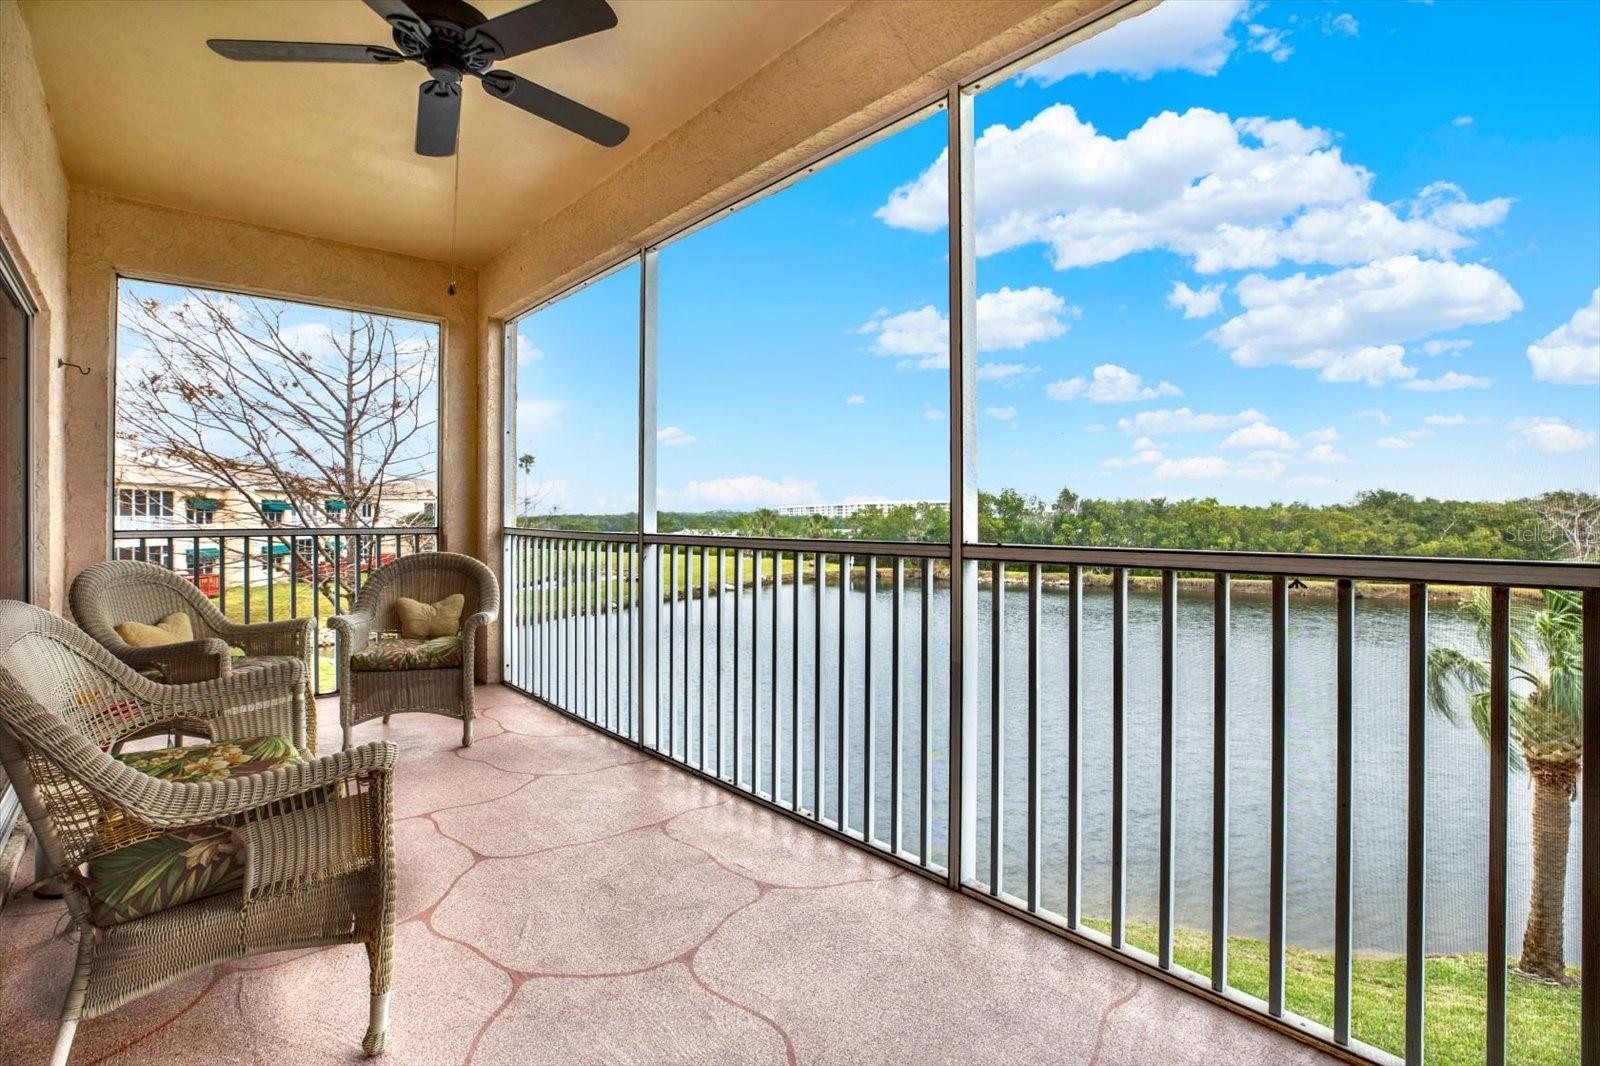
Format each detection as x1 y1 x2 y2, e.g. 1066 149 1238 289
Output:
20 0 847 266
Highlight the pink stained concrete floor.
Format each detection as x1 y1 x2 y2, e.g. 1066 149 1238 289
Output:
0 686 1337 1066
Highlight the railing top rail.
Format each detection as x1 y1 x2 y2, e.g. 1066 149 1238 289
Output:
113 526 441 540
503 527 638 544
502 525 1598 587
504 526 949 557
963 542 1600 590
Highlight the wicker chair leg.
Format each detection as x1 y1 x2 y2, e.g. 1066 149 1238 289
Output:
50 939 92 1066
461 717 473 747
362 991 391 1057
382 715 391 725
342 724 354 752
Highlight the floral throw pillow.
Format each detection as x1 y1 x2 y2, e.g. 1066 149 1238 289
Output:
117 734 303 783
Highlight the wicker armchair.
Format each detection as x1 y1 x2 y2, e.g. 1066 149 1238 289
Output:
69 559 319 753
0 600 396 1064
329 552 499 751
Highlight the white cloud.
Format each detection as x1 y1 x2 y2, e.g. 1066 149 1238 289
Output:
1305 426 1339 444
1168 281 1226 319
1507 417 1595 454
1376 436 1414 449
1327 13 1359 36
985 406 1017 422
516 397 564 432
1399 371 1492 392
1452 115 1475 127
1245 22 1293 63
857 286 1075 368
516 344 544 365
1305 442 1348 464
1046 363 1181 404
978 362 1041 382
1221 421 1298 450
1018 0 1248 83
1421 338 1472 356
1318 345 1415 386
1526 288 1600 385
675 476 821 508
1356 408 1391 425
656 426 696 447
845 394 866 405
1154 454 1286 480
877 106 1511 277
923 408 944 421
1424 413 1490 427
1210 256 1521 380
1115 406 1266 435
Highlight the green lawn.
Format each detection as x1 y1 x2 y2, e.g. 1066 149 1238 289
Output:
210 582 342 692
1082 918 1581 1065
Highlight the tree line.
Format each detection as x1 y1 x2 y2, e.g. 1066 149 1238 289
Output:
516 488 1598 561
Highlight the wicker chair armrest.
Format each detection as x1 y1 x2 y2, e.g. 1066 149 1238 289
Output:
6 700 396 827
116 639 232 685
327 611 373 646
462 609 497 631
220 615 315 658
154 657 307 748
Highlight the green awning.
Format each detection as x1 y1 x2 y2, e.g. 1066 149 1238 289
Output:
260 500 291 513
185 497 219 512
192 543 291 561
323 499 347 512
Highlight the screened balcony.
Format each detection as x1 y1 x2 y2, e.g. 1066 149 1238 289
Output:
3 2 1598 1066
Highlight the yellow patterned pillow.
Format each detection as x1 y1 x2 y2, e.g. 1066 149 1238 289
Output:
393 594 464 639
114 612 194 648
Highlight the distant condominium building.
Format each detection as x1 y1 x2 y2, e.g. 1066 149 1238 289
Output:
777 500 946 519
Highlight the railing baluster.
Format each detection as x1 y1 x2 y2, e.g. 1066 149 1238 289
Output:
772 548 781 803
1269 575 1287 1016
791 550 801 811
892 558 904 856
243 534 252 624
990 559 1004 898
1158 568 1176 964
1065 563 1081 928
670 545 679 753
1111 566 1127 948
716 547 725 778
814 552 824 820
864 556 875 842
752 549 763 789
838 553 850 832
1406 581 1428 1064
699 545 709 768
1214 573 1232 990
1487 585 1511 1066
921 557 933 867
1581 588 1597 1066
733 548 743 784
1027 563 1042 913
1334 577 1355 1046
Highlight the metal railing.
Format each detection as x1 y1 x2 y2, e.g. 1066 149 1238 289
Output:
504 526 1599 1066
110 526 439 694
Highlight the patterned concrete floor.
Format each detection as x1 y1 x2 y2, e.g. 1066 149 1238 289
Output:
1 686 1334 1065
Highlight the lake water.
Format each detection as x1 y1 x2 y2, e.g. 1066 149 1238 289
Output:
514 574 1584 960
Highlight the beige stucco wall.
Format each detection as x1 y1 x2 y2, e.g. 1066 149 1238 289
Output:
63 190 481 604
0 0 70 613
475 0 1133 680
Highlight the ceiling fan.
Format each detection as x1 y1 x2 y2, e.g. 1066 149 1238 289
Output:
207 0 628 157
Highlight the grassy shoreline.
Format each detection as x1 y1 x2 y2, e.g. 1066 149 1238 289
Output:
1083 919 1581 1065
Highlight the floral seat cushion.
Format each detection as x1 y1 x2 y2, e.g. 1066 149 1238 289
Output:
350 634 463 672
85 735 304 926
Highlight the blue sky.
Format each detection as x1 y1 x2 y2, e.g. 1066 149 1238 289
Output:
514 0 1600 517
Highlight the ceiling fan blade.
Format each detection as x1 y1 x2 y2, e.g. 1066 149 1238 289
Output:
364 0 430 37
481 71 627 147
207 40 405 63
470 0 617 59
416 80 463 157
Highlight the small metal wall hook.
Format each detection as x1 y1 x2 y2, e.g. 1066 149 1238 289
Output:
57 358 90 376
